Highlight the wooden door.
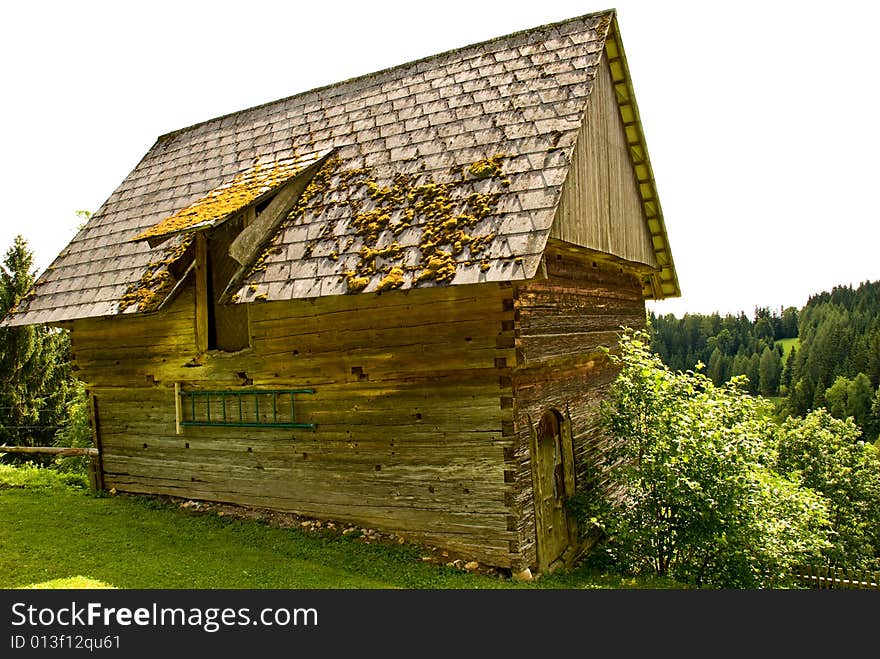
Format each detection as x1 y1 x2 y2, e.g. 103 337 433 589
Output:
532 410 570 570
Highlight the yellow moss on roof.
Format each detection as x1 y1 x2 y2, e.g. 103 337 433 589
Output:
133 156 312 242
117 236 193 313
245 154 509 295
467 154 506 180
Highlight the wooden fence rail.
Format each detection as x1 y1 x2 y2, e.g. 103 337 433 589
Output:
0 444 103 490
793 564 880 590
0 445 98 457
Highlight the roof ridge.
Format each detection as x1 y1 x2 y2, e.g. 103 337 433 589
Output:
156 8 616 144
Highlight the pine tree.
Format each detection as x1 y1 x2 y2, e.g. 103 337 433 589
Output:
780 306 799 339
706 348 727 386
789 378 814 417
812 378 827 411
731 352 750 380
782 346 797 388
866 387 880 441
0 236 72 453
754 316 775 342
746 353 760 395
759 346 782 396
867 332 880 389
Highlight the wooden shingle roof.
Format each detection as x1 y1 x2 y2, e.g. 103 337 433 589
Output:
4 9 678 327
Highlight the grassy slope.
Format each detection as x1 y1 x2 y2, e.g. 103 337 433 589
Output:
0 466 678 590
776 337 800 360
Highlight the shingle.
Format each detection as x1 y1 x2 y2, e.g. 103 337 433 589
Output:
408 126 439 146
436 82 465 100
290 277 322 299
404 116 431 132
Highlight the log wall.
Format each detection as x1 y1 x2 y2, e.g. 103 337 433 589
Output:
511 242 647 569
71 282 520 567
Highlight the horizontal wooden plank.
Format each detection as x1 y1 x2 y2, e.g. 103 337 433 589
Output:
100 440 509 465
248 282 510 323
101 457 508 496
0 445 98 457
101 471 514 530
515 286 643 309
98 406 505 432
77 344 516 387
250 299 512 339
71 311 194 336
73 341 198 364
71 292 194 343
72 328 195 353
101 425 508 446
253 320 508 356
101 457 508 508
517 310 645 336
543 253 646 289
96 399 505 432
95 378 504 403
517 330 621 364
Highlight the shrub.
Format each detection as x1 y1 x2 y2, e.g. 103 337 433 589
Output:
775 409 880 569
0 463 83 489
579 330 830 588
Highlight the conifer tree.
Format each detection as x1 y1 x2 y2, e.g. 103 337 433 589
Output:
0 236 71 452
866 387 880 441
746 353 761 395
706 348 727 386
782 346 797 388
867 332 880 389
759 346 782 396
812 378 827 411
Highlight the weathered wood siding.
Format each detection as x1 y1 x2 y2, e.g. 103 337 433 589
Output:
71 282 520 566
551 54 657 269
511 243 646 568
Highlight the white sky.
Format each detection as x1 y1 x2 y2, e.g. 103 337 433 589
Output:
1 0 877 318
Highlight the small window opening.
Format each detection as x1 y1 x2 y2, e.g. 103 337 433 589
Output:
254 197 273 216
205 216 249 352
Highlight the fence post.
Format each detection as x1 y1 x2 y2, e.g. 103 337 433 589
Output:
87 457 99 491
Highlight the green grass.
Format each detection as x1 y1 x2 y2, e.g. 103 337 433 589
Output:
17 576 116 589
776 337 800 360
0 465 680 590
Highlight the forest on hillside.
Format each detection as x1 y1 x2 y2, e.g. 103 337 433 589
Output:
649 280 880 441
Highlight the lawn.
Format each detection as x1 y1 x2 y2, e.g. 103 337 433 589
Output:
0 465 678 590
776 337 800 360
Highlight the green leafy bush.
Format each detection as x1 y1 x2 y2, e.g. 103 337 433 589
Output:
0 463 85 489
580 330 830 588
775 409 880 569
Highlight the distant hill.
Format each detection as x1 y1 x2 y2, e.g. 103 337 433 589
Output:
648 280 880 439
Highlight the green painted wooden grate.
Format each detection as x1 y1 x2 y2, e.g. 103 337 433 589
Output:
179 388 316 429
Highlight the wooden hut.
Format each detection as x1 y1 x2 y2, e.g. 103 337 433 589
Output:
3 9 679 572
